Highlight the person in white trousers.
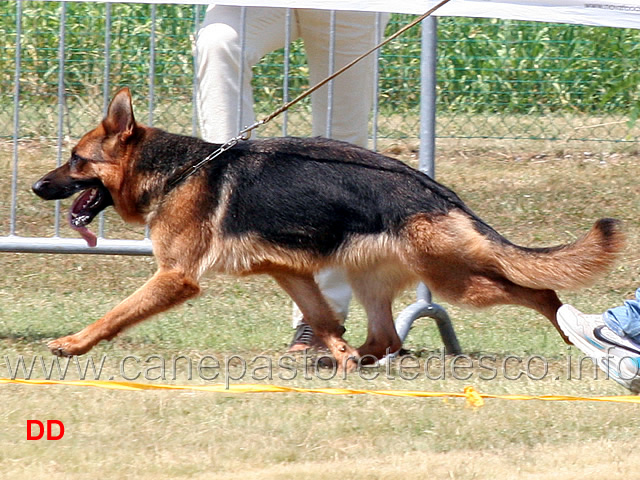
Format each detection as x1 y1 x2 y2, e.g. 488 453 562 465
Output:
196 5 389 351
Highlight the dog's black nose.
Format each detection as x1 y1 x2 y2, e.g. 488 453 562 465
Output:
32 178 51 198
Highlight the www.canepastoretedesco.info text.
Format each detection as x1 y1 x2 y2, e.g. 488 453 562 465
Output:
3 350 637 387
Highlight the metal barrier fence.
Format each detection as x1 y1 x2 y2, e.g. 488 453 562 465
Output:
2 5 639 248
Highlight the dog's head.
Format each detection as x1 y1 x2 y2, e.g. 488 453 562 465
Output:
32 88 142 246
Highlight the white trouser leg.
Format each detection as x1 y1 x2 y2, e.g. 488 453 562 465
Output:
196 5 293 142
299 9 389 148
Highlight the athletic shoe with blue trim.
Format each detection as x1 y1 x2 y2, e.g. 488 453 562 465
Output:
557 304 640 393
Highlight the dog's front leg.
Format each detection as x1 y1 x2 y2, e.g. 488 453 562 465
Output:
271 270 359 372
48 269 200 357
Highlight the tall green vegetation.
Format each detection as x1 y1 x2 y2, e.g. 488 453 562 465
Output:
1 2 638 137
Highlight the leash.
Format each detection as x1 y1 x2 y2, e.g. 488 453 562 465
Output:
167 0 454 189
166 124 255 190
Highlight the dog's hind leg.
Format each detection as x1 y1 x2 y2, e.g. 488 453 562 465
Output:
502 285 567 343
47 268 200 356
484 282 567 343
418 262 567 343
271 270 360 371
347 267 406 361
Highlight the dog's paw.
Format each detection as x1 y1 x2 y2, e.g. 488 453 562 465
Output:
47 335 91 357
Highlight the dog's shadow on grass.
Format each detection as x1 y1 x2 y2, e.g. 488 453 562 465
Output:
0 330 73 344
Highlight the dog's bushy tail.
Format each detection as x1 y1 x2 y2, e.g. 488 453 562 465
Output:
493 218 625 290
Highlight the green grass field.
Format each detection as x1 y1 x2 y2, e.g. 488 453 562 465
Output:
1 138 640 479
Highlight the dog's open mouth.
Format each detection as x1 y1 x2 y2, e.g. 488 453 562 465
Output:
68 185 113 247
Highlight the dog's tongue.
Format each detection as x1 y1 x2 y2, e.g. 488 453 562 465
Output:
69 188 98 247
70 221 98 248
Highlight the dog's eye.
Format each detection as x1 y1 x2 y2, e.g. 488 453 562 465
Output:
69 154 85 169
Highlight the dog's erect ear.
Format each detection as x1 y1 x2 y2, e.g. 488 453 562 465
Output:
104 87 137 141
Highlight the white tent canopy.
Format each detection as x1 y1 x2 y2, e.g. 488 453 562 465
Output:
57 1 640 29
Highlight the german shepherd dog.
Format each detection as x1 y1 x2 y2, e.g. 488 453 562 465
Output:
33 88 624 369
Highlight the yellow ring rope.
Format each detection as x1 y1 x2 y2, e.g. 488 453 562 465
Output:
3 378 640 408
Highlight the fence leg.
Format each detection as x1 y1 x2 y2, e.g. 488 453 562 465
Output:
395 283 461 355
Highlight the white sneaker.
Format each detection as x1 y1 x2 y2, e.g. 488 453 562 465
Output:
557 304 640 393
